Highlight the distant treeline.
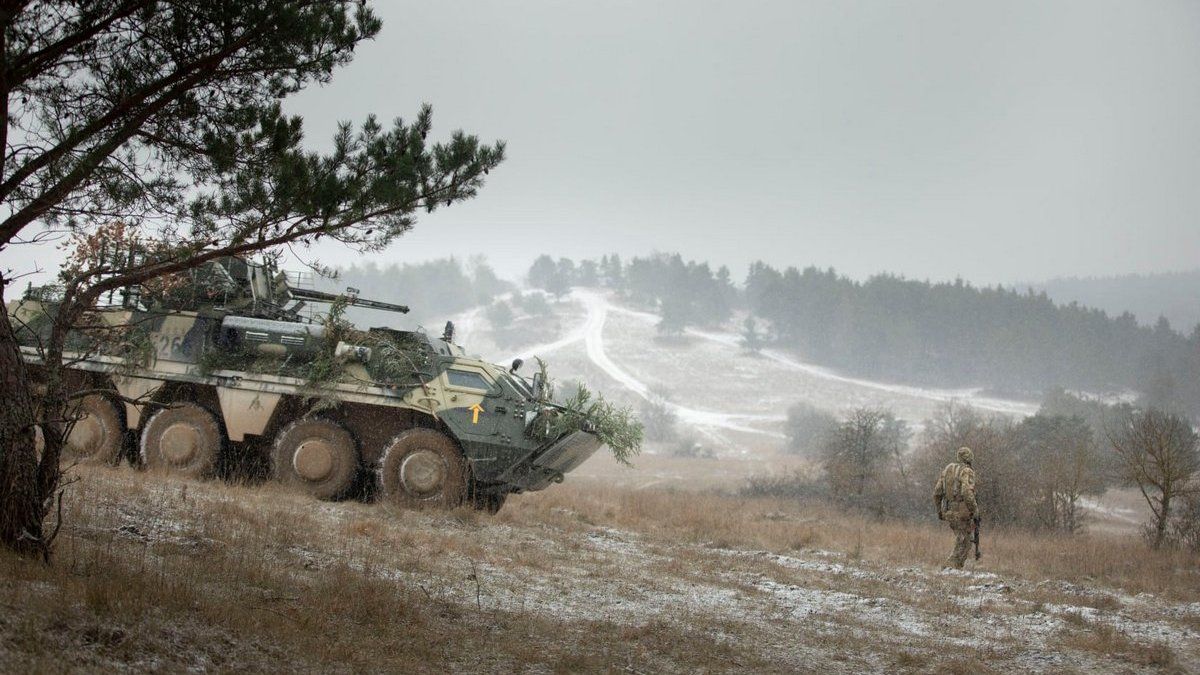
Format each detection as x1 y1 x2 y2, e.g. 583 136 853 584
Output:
527 253 738 332
318 257 511 327
1032 269 1200 333
527 253 1200 418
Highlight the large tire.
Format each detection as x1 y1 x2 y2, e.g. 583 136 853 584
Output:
140 403 223 478
271 418 359 501
63 394 124 465
378 429 467 509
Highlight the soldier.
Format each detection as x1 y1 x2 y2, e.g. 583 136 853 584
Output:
933 446 978 569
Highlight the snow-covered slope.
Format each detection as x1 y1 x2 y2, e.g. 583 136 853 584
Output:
450 288 1040 453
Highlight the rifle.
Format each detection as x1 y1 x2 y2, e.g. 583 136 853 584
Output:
972 516 982 561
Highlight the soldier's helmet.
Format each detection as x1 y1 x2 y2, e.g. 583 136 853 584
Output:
957 446 974 465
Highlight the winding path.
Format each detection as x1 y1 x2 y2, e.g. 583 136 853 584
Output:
507 290 785 439
604 302 1039 417
499 288 1039 441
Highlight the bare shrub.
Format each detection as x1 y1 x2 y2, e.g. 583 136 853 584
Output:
1018 414 1104 533
1169 488 1200 552
820 407 909 515
741 471 825 500
783 402 838 456
1106 408 1199 549
639 386 678 443
670 434 714 460
514 291 552 316
485 299 515 326
1038 388 1133 487
910 404 1026 526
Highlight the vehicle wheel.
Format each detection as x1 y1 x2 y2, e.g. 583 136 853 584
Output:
271 418 359 500
63 394 125 465
378 429 467 509
140 403 223 478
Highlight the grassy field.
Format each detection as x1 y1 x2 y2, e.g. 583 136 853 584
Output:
1 463 1197 673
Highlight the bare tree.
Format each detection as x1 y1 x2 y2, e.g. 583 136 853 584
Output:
913 403 1028 526
1020 414 1103 533
1107 408 1199 549
783 402 838 456
821 407 909 513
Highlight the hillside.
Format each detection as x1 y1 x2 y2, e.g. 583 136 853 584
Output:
517 254 1200 418
1031 269 1200 333
6 292 1197 672
2 465 1196 672
450 288 1040 454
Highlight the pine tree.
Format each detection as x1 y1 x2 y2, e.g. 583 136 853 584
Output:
0 1 504 557
657 296 690 336
527 255 558 291
740 316 766 354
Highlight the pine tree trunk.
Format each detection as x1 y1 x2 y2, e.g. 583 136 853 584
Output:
0 283 44 555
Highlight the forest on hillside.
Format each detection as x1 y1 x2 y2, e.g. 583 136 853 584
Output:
524 253 1200 419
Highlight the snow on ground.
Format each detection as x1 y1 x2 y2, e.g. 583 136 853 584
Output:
55 438 1193 672
448 290 1154 535
1078 497 1144 526
171 480 1185 673
603 298 1039 417
282 498 1200 672
450 287 1041 452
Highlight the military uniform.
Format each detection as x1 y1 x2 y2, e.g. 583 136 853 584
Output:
933 446 978 569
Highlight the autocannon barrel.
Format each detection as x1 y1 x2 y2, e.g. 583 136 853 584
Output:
288 287 409 314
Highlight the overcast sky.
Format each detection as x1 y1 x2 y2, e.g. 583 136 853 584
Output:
9 1 1200 286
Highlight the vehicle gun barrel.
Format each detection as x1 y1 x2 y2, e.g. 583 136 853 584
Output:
288 287 409 314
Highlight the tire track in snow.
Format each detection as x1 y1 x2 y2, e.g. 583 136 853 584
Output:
576 290 786 438
495 288 1039 442
509 318 588 363
604 301 1039 417
504 290 785 440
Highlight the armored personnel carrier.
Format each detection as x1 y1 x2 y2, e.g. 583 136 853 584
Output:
7 256 602 512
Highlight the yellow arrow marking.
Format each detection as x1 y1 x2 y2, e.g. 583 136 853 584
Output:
469 403 484 424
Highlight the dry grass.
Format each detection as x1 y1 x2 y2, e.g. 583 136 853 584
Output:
0 469 785 673
1057 618 1180 671
0 465 1197 672
507 481 1200 603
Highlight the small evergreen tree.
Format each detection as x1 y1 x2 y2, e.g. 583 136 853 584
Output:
657 296 691 336
486 300 515 328
528 255 558 291
639 386 678 442
577 259 599 287
555 258 577 287
546 267 572 300
740 316 766 354
602 253 625 288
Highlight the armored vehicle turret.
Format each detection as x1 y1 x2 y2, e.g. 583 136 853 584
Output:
8 255 602 512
